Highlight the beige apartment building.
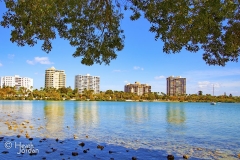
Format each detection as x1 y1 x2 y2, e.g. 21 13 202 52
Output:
45 66 66 89
124 82 151 96
166 76 186 96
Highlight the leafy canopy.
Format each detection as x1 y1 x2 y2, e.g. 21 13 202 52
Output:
1 0 240 66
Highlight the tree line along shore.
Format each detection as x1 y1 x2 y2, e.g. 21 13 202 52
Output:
0 86 239 103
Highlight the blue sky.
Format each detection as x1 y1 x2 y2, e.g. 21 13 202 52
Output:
0 4 240 96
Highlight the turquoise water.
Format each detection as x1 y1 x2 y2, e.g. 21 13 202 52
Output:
0 101 240 159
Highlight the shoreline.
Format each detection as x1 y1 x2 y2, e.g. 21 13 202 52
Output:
0 99 239 103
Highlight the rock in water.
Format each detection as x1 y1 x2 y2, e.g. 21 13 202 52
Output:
97 145 104 150
167 155 174 160
238 154 240 158
132 157 137 160
183 155 189 159
2 151 9 154
72 152 78 156
79 142 85 147
83 150 87 153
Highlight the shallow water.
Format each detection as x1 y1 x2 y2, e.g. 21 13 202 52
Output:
0 101 239 159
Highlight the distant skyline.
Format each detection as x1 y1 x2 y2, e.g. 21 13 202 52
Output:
0 4 240 96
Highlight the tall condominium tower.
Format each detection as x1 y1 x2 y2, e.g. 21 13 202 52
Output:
75 74 100 94
0 75 33 91
45 66 66 89
124 82 151 96
166 76 186 96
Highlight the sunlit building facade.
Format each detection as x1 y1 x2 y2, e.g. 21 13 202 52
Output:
166 76 186 96
0 75 33 91
75 74 100 94
124 82 151 96
45 66 66 89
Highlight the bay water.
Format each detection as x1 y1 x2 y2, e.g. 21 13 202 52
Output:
0 101 239 159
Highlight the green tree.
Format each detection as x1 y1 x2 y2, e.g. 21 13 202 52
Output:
1 0 239 66
82 89 94 99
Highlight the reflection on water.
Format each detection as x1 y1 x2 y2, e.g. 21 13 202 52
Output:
44 101 65 138
166 103 186 136
166 103 186 124
124 103 150 123
74 102 99 132
0 101 33 118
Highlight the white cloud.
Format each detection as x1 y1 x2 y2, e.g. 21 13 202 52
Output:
0 63 2 67
26 57 53 65
133 66 140 70
34 72 38 75
112 69 128 73
133 66 144 70
155 75 165 80
8 54 15 59
198 81 211 88
26 60 35 65
198 81 221 89
113 70 121 72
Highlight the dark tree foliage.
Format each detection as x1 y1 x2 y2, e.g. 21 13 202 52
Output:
1 0 240 66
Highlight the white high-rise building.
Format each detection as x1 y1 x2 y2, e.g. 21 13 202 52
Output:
0 75 33 91
75 74 100 94
45 66 66 89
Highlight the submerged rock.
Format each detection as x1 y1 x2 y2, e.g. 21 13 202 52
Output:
29 152 37 156
2 151 9 154
79 142 85 147
167 155 174 160
183 154 189 159
73 135 78 139
29 138 33 141
132 157 137 160
72 152 78 156
196 148 203 151
83 150 87 153
45 150 53 154
97 145 104 150
51 148 57 152
25 134 30 139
